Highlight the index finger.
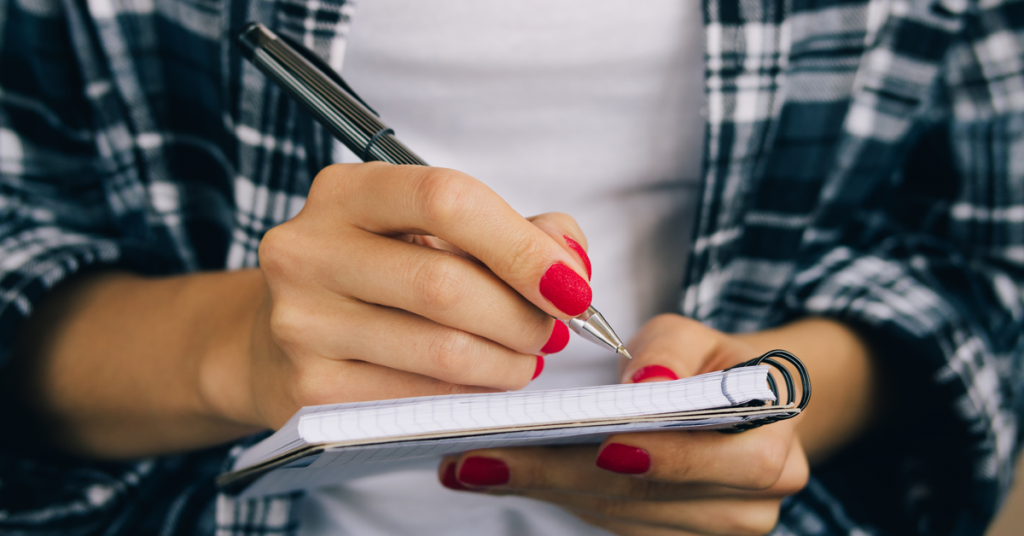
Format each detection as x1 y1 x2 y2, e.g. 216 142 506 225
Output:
326 163 593 318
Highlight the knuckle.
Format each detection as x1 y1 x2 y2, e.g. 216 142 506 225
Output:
307 165 347 208
307 165 336 198
426 328 474 378
311 162 379 199
268 302 306 351
414 254 468 314
416 169 478 226
774 455 810 496
311 163 346 187
258 225 297 276
746 444 789 490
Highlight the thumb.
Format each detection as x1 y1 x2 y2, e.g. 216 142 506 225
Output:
619 314 736 384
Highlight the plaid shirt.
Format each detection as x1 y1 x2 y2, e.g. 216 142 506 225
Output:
1 0 1021 534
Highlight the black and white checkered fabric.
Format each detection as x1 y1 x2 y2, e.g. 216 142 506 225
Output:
1 0 1021 534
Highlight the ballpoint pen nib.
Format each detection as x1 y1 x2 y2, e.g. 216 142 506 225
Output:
564 306 632 359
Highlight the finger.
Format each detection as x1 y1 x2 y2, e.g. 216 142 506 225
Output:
596 424 797 490
437 443 802 501
527 212 590 280
443 447 667 498
325 163 593 318
547 495 782 536
620 315 730 382
316 228 567 356
272 296 542 390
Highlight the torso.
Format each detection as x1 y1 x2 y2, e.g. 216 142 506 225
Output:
302 1 705 533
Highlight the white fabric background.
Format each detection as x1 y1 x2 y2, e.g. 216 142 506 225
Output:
303 1 704 534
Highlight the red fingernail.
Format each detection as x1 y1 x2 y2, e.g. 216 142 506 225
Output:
563 235 591 280
539 263 592 316
458 456 510 486
540 321 570 354
533 355 545 380
441 462 469 491
596 443 650 475
631 365 678 383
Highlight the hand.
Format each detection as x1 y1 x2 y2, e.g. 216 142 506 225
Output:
436 315 809 536
204 162 594 430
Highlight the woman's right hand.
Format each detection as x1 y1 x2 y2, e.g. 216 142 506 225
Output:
209 162 594 430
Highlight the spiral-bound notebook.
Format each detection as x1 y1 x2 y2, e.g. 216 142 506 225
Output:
219 351 810 498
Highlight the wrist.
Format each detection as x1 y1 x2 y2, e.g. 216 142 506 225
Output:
193 269 268 431
734 317 879 464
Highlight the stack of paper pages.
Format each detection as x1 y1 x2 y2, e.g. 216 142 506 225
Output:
220 365 800 498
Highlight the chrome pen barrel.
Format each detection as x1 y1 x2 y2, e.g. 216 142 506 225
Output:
564 306 632 359
238 23 426 166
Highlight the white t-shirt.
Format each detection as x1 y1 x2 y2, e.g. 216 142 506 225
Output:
301 1 705 534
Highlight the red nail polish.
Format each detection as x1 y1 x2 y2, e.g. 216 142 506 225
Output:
631 365 679 383
596 443 650 474
441 462 469 491
540 321 570 354
533 355 545 380
563 235 591 280
539 263 592 316
458 456 510 486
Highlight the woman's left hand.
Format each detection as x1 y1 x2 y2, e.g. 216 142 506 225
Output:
436 314 810 535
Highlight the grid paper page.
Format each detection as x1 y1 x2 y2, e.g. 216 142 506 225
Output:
296 367 771 445
234 366 774 470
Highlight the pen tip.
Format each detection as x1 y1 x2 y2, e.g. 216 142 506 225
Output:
617 347 633 360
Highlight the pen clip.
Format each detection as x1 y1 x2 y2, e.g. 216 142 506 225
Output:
274 31 381 117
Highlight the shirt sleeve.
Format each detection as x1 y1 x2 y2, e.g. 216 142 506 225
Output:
780 3 1024 533
0 4 168 366
0 3 202 533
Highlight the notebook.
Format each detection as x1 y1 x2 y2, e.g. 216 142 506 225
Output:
219 350 809 499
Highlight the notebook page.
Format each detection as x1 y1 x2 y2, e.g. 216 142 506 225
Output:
235 366 774 470
296 366 771 445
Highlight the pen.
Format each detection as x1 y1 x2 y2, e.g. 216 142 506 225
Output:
237 22 632 359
